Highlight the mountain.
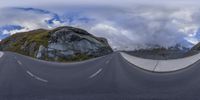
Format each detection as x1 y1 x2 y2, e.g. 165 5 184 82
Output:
125 45 190 60
191 42 200 51
0 26 113 62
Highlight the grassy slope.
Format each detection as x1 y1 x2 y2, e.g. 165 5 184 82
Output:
1 29 49 57
0 27 110 62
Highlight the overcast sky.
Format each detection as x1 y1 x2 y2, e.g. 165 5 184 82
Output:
0 0 200 8
0 0 200 50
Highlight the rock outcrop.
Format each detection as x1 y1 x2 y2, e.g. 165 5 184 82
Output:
0 26 113 61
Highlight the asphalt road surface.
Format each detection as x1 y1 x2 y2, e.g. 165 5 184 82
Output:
1 51 200 100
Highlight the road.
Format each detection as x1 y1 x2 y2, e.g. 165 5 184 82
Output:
1 51 200 100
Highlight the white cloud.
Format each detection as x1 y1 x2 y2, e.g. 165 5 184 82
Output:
185 37 199 44
1 0 200 9
4 28 29 35
1 6 200 50
0 8 60 30
90 23 146 50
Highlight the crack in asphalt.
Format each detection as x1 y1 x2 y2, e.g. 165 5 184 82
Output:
153 60 159 71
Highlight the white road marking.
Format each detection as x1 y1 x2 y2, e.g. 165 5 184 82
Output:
26 71 48 83
105 60 110 64
13 55 48 83
17 60 22 65
0 52 4 58
89 68 103 78
35 76 48 83
26 71 34 77
105 56 113 64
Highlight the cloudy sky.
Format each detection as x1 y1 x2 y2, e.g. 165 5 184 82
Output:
0 0 200 8
0 0 200 50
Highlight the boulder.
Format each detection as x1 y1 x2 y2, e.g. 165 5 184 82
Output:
36 45 46 59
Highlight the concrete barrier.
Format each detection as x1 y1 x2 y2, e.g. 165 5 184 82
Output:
155 53 200 72
121 52 200 72
120 52 158 71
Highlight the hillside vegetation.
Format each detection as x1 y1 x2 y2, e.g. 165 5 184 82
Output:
0 26 113 62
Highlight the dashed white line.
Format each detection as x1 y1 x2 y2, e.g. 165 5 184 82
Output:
26 71 34 77
105 56 113 64
26 71 48 83
105 60 110 64
14 56 48 83
35 76 48 83
17 60 22 65
89 68 103 78
0 52 4 58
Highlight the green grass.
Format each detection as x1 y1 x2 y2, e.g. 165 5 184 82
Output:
1 29 49 57
1 29 94 62
54 54 93 62
0 27 111 62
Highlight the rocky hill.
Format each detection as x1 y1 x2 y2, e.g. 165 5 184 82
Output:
0 26 113 62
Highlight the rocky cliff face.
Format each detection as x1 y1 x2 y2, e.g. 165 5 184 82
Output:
0 26 113 61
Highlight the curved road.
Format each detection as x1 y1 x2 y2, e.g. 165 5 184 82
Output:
1 51 200 100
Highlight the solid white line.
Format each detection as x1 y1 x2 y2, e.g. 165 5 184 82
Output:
89 68 103 78
26 71 48 83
